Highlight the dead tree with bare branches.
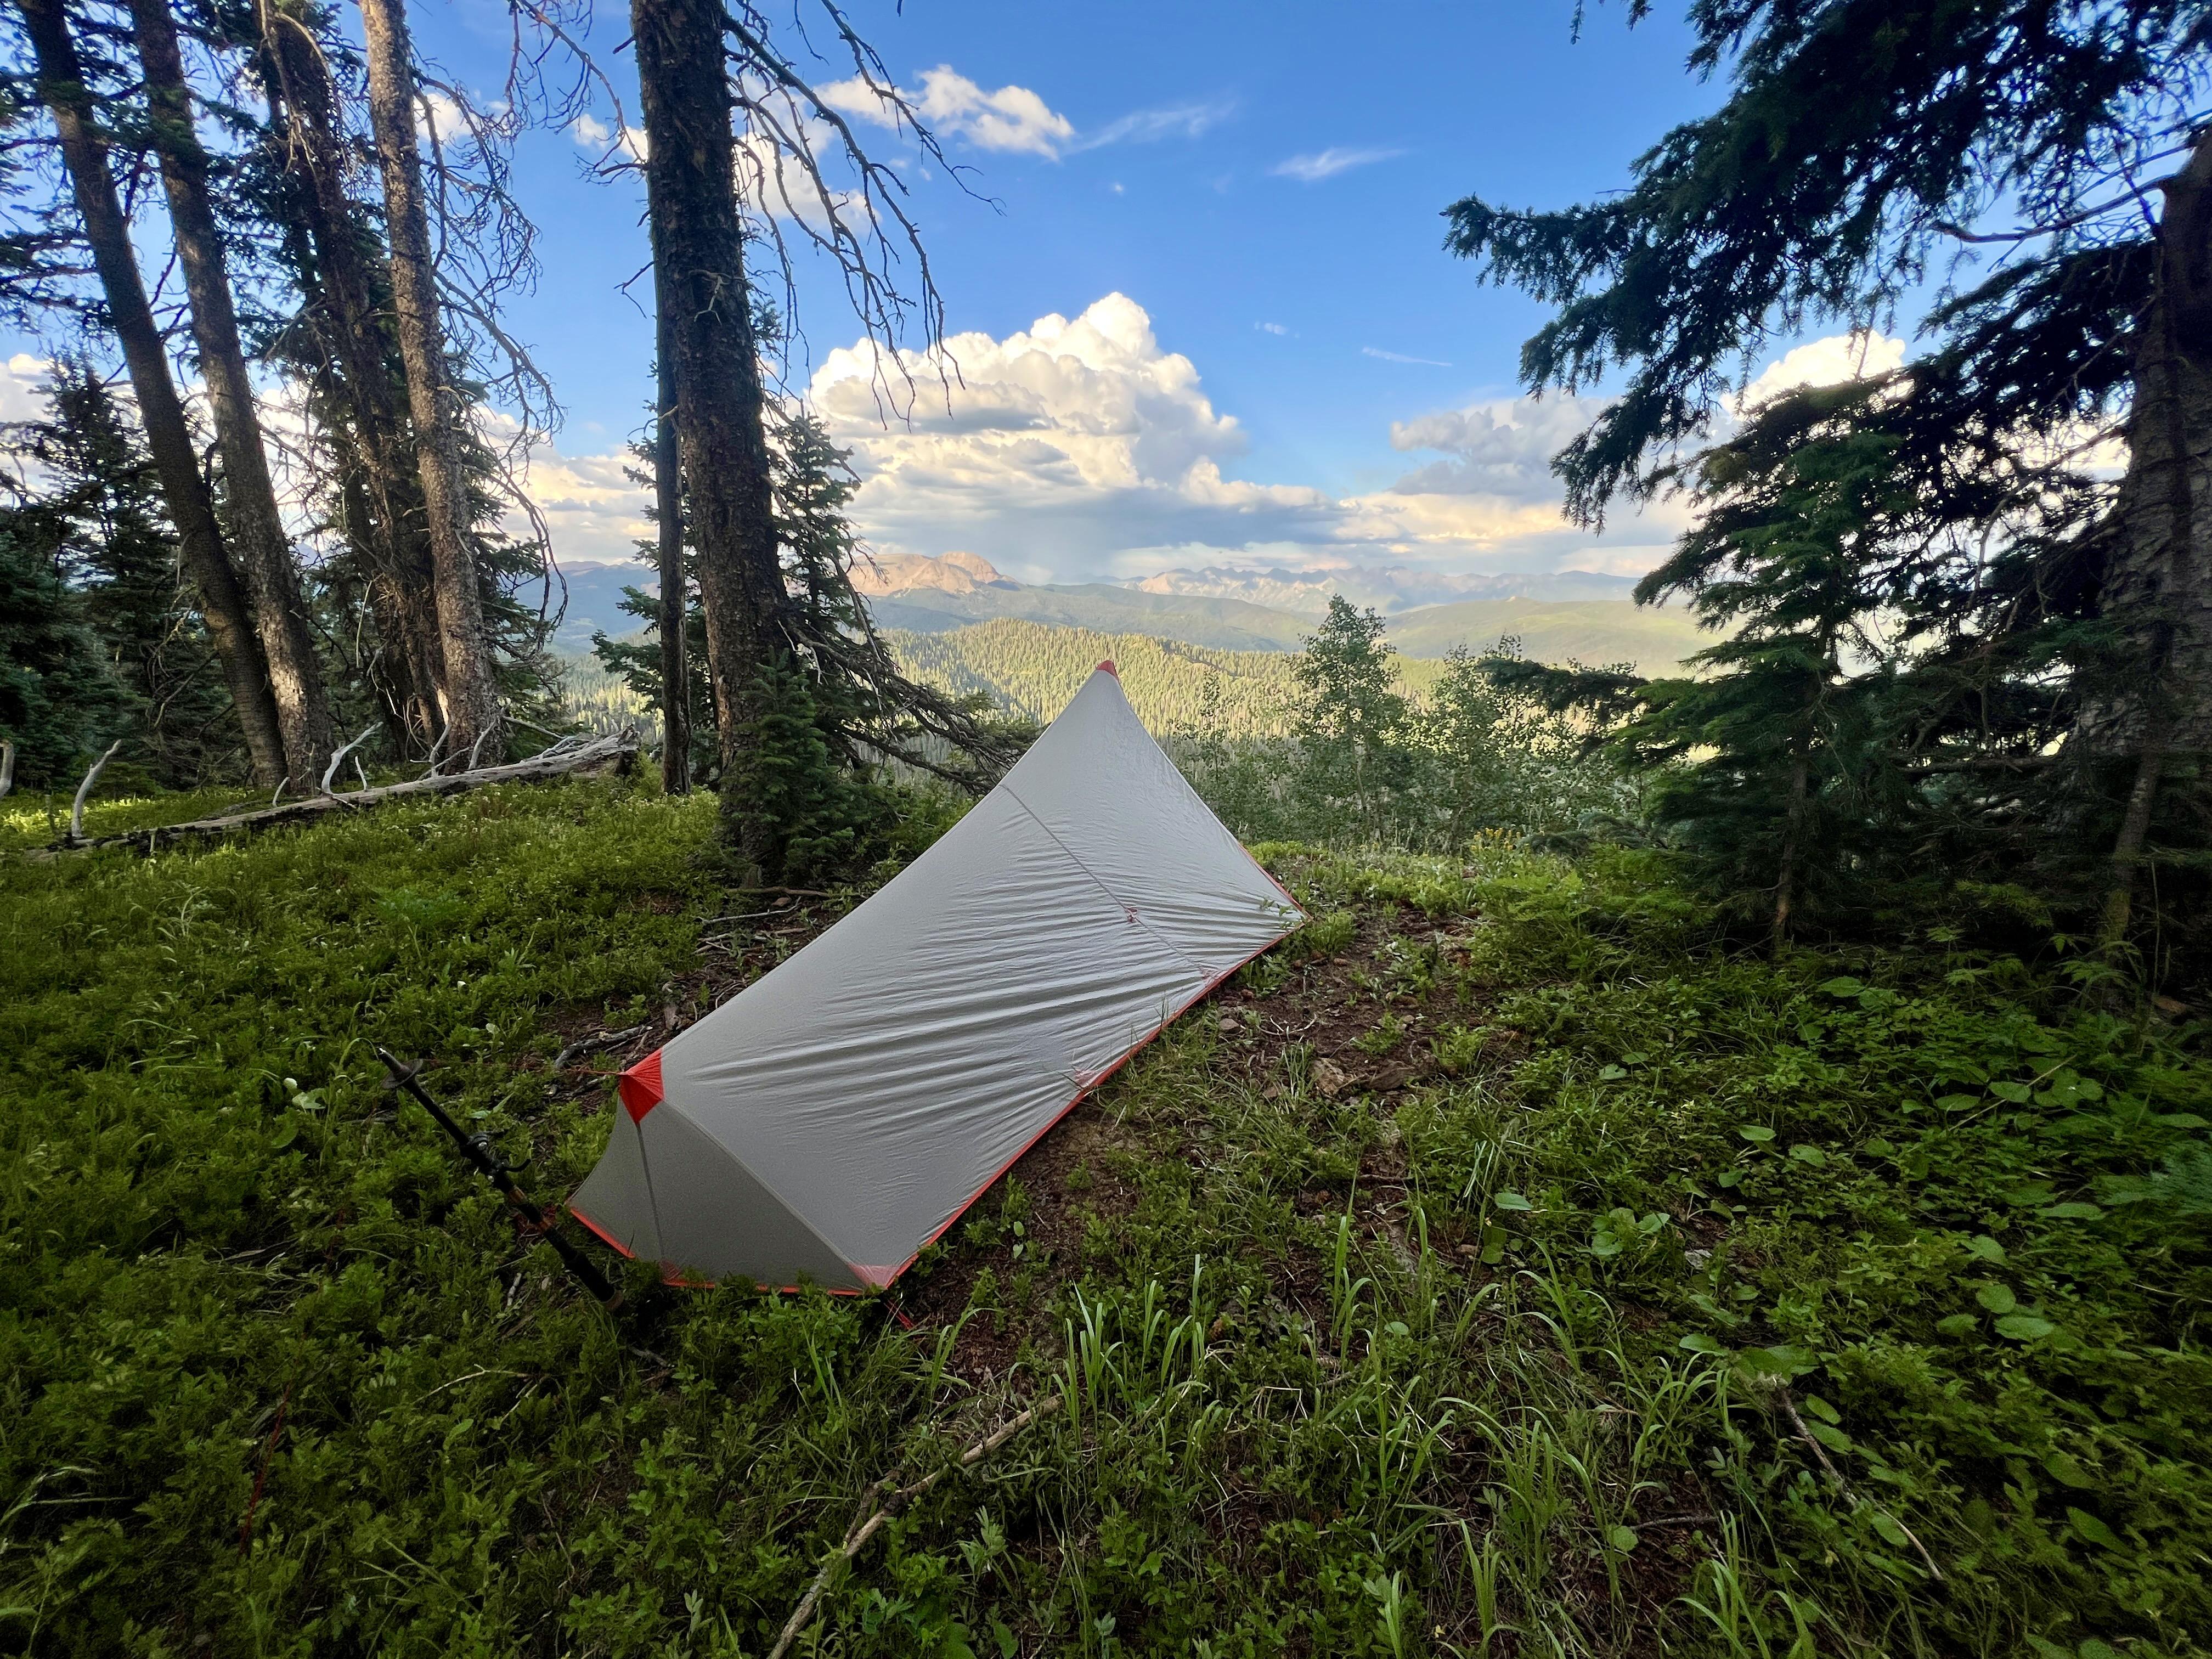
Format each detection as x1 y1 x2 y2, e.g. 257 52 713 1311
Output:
356 0 504 763
624 0 1018 877
129 0 334 788
256 0 448 749
15 0 287 787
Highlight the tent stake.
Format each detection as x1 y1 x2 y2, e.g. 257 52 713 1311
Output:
378 1047 625 1312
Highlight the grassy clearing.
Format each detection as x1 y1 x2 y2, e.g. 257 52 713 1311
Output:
2 778 2207 1656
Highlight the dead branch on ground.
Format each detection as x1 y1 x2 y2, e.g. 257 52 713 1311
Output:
31 729 636 859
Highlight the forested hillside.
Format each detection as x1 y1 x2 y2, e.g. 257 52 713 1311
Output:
567 620 1462 742
889 619 1441 736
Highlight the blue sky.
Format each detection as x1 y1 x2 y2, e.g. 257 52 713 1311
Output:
3 1 1899 584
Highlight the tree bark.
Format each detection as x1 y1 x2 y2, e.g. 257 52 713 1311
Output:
131 0 333 787
260 1 447 749
18 0 285 786
356 0 504 761
653 298 692 794
633 0 788 866
1773 751 1808 955
2075 131 2212 939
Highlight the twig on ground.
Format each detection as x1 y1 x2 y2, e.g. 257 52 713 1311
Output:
552 1022 652 1073
320 723 380 794
236 1383 292 1557
768 1395 1064 1659
1770 1383 1943 1582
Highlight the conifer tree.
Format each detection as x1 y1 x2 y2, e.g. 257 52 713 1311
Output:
1447 0 2212 953
13 358 239 782
1293 597 1411 843
0 498 122 787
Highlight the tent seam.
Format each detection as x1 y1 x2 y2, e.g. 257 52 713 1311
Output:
1000 782 1210 979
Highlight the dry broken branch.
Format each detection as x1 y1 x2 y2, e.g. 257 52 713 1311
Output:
551 1023 653 1073
68 739 125 843
1769 1382 1944 1583
29 729 637 859
767 1394 1064 1659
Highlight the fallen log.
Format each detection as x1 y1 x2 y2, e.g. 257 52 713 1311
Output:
30 728 639 859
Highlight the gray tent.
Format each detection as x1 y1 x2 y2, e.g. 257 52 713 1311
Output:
568 663 1303 1291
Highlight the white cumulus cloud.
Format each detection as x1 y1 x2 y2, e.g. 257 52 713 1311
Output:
1736 330 1908 410
1 351 51 425
823 66 1074 157
516 311 1933 587
795 294 1680 584
570 111 646 161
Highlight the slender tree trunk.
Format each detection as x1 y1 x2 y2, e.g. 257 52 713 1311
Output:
131 0 333 786
19 0 285 786
356 0 504 761
633 0 789 869
261 1 446 749
2076 132 2212 942
653 302 692 794
2098 746 2164 949
1773 751 1809 955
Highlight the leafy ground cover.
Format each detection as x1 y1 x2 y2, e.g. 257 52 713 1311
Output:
2 777 2207 1656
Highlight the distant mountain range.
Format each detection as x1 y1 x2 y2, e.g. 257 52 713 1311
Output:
550 554 1706 675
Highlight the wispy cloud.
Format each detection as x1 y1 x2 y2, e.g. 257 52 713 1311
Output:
1272 145 1403 182
1363 346 1452 367
1069 97 1238 153
1256 321 1291 336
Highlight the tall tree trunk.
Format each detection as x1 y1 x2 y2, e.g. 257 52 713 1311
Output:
653 300 692 794
2076 133 2212 943
19 0 286 786
355 0 504 761
261 0 445 749
131 0 333 787
633 0 788 870
1773 751 1809 956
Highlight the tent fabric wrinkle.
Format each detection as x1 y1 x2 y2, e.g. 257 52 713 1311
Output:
567 665 1302 1291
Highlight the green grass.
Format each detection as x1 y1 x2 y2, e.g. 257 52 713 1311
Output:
2 780 2207 1656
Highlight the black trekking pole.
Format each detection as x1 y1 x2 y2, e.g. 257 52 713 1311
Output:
378 1047 625 1312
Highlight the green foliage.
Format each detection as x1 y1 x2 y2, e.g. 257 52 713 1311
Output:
0 359 238 787
1175 611 1635 851
720 647 890 887
1442 0 2200 524
1445 0 2212 958
889 616 1343 737
1291 597 1413 842
0 504 122 788
1 779 2208 1655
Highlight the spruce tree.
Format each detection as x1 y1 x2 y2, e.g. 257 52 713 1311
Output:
1447 0 2212 956
10 357 239 783
0 498 123 788
1293 597 1411 844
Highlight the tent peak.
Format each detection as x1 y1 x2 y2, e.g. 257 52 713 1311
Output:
618 1050 664 1122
